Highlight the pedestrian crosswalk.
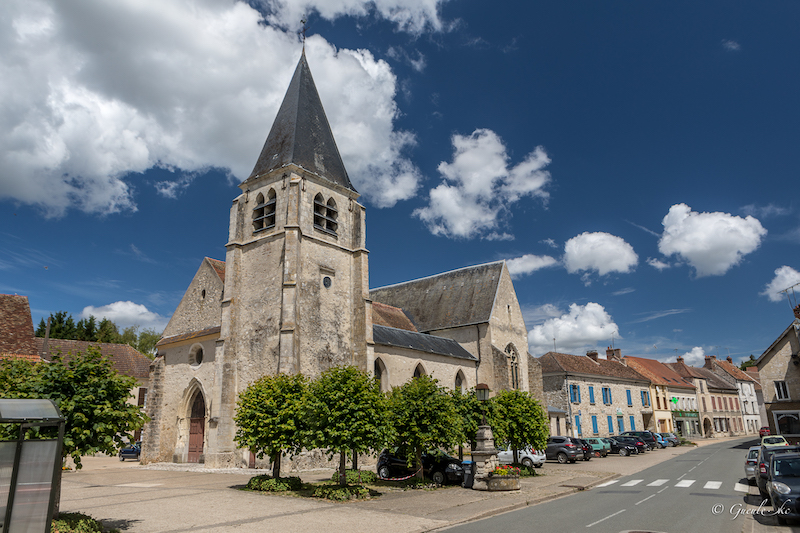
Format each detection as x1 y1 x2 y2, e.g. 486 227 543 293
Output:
596 478 748 492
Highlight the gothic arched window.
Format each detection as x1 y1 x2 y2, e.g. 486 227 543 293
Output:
413 363 425 379
505 343 520 390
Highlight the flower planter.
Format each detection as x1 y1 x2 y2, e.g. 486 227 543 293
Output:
486 475 520 491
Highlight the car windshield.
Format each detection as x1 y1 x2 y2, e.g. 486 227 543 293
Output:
764 437 786 444
774 458 800 477
748 449 759 459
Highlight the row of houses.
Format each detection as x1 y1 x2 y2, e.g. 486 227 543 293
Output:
541 347 763 439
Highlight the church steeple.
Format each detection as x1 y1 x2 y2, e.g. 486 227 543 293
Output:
247 51 356 192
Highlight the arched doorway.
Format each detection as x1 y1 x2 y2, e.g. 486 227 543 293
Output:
188 392 206 463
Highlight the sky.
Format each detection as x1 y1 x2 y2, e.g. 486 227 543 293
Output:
2 0 799 366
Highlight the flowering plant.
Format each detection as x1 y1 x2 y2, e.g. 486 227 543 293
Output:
491 465 520 477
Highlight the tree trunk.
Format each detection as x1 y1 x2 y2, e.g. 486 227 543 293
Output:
272 453 281 479
415 447 424 480
352 450 358 470
512 446 519 465
339 451 347 486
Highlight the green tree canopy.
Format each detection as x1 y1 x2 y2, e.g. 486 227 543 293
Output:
306 366 394 485
740 355 757 371
234 373 309 478
491 389 549 464
388 375 462 479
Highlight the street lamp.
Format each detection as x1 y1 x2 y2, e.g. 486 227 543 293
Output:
476 383 490 425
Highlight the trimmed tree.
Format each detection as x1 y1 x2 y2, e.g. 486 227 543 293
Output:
389 375 462 480
491 389 549 464
234 373 309 478
306 366 394 486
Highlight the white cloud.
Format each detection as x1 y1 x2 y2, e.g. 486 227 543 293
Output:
506 254 558 278
81 300 167 330
527 302 619 355
386 46 427 72
668 346 705 366
563 232 638 280
0 0 423 216
721 39 741 51
742 203 790 218
647 257 670 270
761 266 800 303
658 203 767 277
540 238 558 248
414 129 551 239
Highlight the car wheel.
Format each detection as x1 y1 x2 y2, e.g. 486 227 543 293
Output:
619 449 628 457
522 458 533 468
119 455 124 462
557 452 568 464
378 465 391 479
431 470 445 485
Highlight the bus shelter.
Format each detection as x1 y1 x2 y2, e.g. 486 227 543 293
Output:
0 399 64 533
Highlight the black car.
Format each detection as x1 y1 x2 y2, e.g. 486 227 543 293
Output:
377 447 463 484
119 441 141 461
545 436 583 464
615 435 647 454
620 431 658 451
757 445 800 497
607 437 637 456
574 438 593 461
764 452 800 525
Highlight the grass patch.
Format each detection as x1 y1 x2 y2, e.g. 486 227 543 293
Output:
52 512 118 533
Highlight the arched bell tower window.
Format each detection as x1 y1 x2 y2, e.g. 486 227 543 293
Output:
505 343 520 390
253 189 276 232
314 193 338 236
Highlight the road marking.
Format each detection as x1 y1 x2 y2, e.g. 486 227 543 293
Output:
703 481 722 490
647 479 669 486
596 480 619 487
677 473 686 479
636 494 656 505
688 466 696 472
657 486 669 494
734 483 751 493
622 479 643 486
586 509 626 528
115 483 163 488
675 479 695 488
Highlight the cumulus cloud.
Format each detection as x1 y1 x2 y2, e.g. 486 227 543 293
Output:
414 129 551 239
761 266 800 303
81 300 167 330
666 346 706 366
527 302 619 355
563 232 638 282
647 257 670 270
721 39 741 51
658 203 767 277
1 0 425 216
506 254 558 278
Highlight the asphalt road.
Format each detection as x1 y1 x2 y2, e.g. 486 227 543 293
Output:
446 437 760 533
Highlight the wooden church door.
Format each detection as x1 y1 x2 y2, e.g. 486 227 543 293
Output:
188 393 205 463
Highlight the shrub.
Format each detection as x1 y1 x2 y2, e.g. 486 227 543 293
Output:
246 474 302 492
312 485 370 501
52 512 117 533
491 465 520 477
509 463 537 477
330 469 377 484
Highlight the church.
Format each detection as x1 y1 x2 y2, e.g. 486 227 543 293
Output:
142 52 543 468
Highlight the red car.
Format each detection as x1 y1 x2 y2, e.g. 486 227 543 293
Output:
760 426 771 437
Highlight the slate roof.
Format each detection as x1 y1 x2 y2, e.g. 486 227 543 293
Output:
371 302 417 332
156 326 222 348
0 294 38 356
36 338 151 380
624 356 695 389
539 352 650 382
372 325 477 361
370 261 505 332
246 51 355 192
206 258 225 283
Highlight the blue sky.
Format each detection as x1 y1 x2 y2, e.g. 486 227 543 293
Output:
2 0 799 366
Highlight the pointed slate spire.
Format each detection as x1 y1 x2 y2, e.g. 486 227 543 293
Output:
248 51 355 192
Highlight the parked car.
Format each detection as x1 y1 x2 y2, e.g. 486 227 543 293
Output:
764 452 800 525
615 435 648 454
762 435 790 447
575 439 593 461
756 445 800 497
496 445 545 468
545 436 583 464
653 433 669 448
620 431 658 451
659 432 680 447
744 445 760 484
760 426 772 437
119 441 141 461
607 437 637 456
585 437 610 457
377 447 463 484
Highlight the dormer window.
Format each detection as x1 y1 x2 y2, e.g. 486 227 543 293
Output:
253 189 276 232
314 193 338 236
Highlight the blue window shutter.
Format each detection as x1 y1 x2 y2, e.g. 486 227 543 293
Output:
640 390 645 406
626 389 632 406
575 415 582 436
589 386 595 404
577 386 581 403
607 415 613 433
592 415 598 434
630 415 635 431
609 389 613 404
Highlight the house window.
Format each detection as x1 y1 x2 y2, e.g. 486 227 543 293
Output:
591 415 598 434
253 189 276 232
602 387 612 405
575 415 582 436
607 415 614 434
617 416 624 433
702 397 707 411
589 386 595 404
640 390 650 407
569 384 581 403
776 381 790 400
711 397 716 410
626 389 633 407
313 193 338 236
629 415 635 431
699 381 704 393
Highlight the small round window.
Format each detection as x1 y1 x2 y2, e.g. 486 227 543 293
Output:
323 276 332 288
190 345 204 368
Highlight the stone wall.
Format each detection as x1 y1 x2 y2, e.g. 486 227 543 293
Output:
372 344 476 391
162 260 223 338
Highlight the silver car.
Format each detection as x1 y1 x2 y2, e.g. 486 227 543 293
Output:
745 445 760 483
497 445 545 468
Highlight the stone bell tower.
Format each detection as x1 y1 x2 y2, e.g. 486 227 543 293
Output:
205 51 372 467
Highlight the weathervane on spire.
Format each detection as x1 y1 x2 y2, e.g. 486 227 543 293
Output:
300 17 308 49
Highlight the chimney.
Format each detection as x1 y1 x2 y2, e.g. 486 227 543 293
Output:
677 356 684 364
727 356 733 363
703 355 715 369
606 347 622 362
587 350 599 362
